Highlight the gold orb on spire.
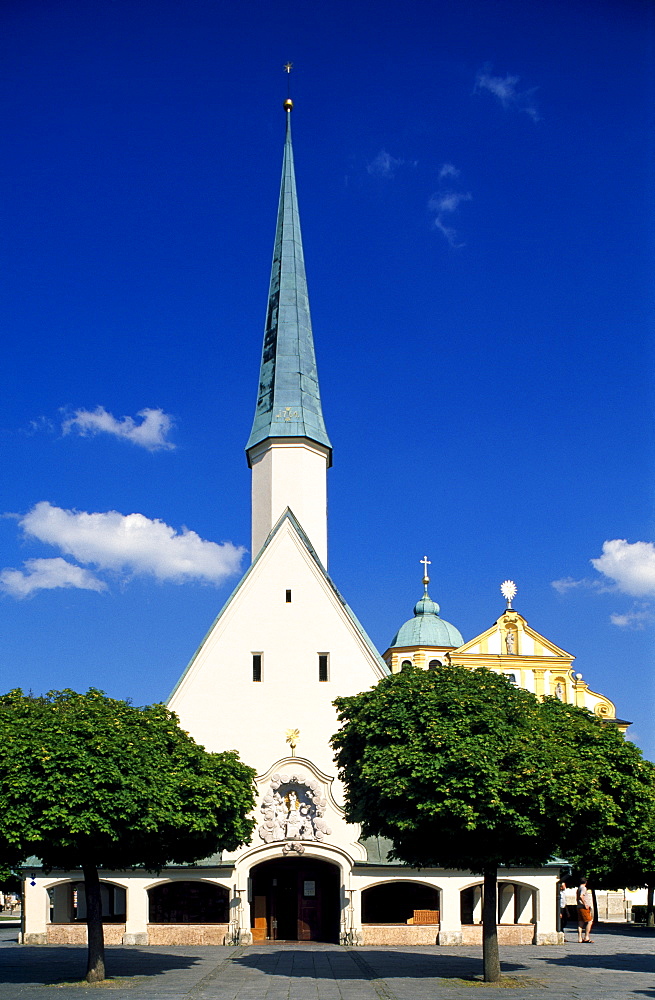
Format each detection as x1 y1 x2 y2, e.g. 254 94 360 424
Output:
283 98 294 112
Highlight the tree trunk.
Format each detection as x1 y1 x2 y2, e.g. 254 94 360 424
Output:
482 870 501 983
82 864 106 983
647 885 654 928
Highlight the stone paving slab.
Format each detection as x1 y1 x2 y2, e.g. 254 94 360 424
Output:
0 926 652 1000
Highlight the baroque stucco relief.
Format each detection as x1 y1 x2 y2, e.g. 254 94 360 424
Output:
258 770 332 848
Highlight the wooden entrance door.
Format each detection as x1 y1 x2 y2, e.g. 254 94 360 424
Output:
250 858 340 942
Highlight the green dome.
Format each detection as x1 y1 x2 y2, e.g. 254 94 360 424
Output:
389 589 463 649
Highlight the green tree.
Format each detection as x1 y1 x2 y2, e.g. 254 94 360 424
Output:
332 664 654 981
0 689 256 982
547 695 655 927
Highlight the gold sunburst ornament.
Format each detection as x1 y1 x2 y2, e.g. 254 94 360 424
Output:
285 728 300 756
500 580 517 609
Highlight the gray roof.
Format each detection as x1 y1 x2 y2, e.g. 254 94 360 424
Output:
357 837 396 865
246 107 331 461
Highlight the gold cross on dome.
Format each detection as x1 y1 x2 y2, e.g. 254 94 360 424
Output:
421 556 431 577
283 62 293 74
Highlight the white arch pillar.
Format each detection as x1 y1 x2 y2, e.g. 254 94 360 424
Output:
21 880 49 945
227 884 251 945
123 882 149 945
437 882 462 945
534 879 560 944
341 886 362 945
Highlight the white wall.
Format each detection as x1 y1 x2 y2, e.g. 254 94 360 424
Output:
169 517 386 779
250 439 329 566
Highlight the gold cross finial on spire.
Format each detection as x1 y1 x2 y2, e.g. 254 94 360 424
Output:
421 556 431 588
283 62 294 111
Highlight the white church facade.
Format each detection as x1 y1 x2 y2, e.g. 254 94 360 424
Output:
22 100 624 948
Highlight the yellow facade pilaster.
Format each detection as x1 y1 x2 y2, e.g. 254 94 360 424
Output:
533 669 546 700
573 676 587 708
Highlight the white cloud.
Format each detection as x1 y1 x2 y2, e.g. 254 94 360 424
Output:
62 407 175 451
0 557 106 598
367 150 403 179
551 576 587 594
2 502 245 593
476 71 521 104
429 191 472 214
553 540 655 630
428 182 472 248
433 218 463 248
439 163 460 179
591 539 655 597
609 607 653 629
475 68 540 122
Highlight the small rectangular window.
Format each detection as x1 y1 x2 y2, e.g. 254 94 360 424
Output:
318 653 329 683
252 653 262 682
286 590 292 603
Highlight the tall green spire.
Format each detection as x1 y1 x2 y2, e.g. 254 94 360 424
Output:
246 102 332 464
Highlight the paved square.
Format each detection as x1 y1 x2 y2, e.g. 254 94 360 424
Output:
0 925 653 999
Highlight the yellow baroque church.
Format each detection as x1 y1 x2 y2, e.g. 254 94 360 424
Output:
384 570 625 730
21 100 628 949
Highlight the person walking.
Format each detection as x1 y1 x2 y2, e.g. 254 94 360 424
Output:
576 878 594 942
559 881 568 931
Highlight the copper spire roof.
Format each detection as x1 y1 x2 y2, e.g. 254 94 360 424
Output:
246 103 332 463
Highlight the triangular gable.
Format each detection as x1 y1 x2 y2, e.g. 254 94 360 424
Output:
169 507 387 703
453 611 574 661
167 508 387 772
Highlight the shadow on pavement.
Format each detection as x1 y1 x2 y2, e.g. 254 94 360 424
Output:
232 947 526 980
542 951 655 973
593 923 655 937
0 945 204 984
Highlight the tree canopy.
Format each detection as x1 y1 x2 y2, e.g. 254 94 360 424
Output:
332 664 655 980
543 695 655 926
0 688 257 980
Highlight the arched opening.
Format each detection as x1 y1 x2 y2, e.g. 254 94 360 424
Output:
48 880 126 923
148 881 229 923
460 882 536 925
362 881 440 924
249 857 340 943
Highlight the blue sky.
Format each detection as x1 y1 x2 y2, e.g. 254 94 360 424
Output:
2 0 654 759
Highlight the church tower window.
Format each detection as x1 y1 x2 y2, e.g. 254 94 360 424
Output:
286 590 292 603
252 653 263 682
318 654 329 682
